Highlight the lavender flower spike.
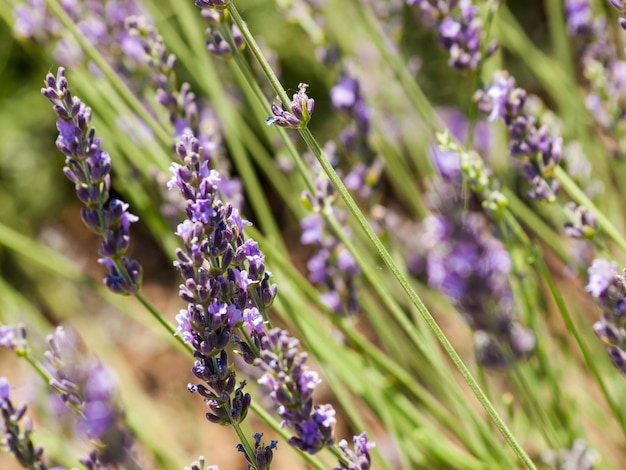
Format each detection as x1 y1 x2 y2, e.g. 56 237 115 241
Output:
335 433 375 470
41 67 142 295
586 259 626 375
266 83 315 128
0 377 65 470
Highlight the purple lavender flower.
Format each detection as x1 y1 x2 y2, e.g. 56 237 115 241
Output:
334 433 375 470
565 0 593 36
586 259 626 375
195 0 231 9
0 376 66 470
565 3 626 159
13 0 146 69
41 67 142 295
300 152 362 316
266 83 315 128
410 147 536 368
475 71 562 202
251 328 336 454
44 326 134 466
236 432 277 470
408 0 497 72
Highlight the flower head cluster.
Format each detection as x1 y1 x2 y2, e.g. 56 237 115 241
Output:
200 10 245 58
41 67 142 295
13 0 146 69
171 132 339 454
565 1 626 159
475 71 562 201
246 329 337 454
330 75 383 200
412 147 536 368
301 151 361 316
124 15 242 206
334 433 375 470
407 0 497 72
266 83 315 129
0 377 61 470
44 326 134 467
170 133 275 425
236 432 277 470
585 259 626 375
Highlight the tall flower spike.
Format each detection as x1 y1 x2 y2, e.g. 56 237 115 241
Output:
586 259 626 375
407 0 498 72
475 71 562 202
44 326 135 467
251 328 336 454
334 433 375 470
410 145 536 368
0 377 63 470
41 67 142 295
266 83 315 128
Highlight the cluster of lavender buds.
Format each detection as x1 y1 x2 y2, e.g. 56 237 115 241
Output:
199 9 245 58
330 75 383 201
301 151 361 316
124 15 241 205
411 146 536 368
585 259 626 375
565 0 626 159
13 0 146 69
0 377 59 470
475 70 563 202
171 132 343 455
236 432 277 470
406 0 498 72
249 329 336 453
45 326 134 467
266 83 315 129
334 433 375 470
170 134 261 426
41 67 142 295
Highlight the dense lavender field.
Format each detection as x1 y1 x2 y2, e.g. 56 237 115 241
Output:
1 0 626 468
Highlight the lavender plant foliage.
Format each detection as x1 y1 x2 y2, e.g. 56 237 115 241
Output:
41 67 142 295
586 259 626 375
407 0 497 72
124 15 242 206
0 377 64 470
44 326 135 467
475 71 562 202
412 147 536 368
